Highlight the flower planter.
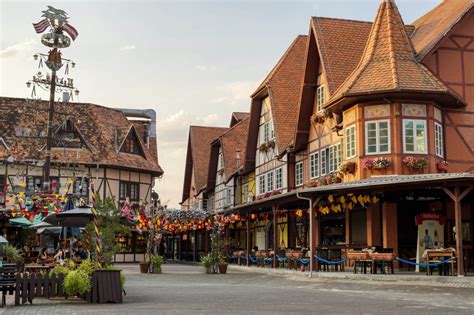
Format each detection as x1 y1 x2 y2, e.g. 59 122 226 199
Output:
218 263 228 274
205 267 212 274
151 266 162 274
139 262 150 274
371 253 394 261
437 163 448 172
91 269 123 304
346 252 370 260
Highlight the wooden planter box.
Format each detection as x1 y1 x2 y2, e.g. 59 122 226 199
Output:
371 253 394 261
90 269 122 304
346 252 370 260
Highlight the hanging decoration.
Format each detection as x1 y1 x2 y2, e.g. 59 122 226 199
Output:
317 193 381 215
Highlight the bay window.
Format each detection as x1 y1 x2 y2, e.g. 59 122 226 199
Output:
434 122 443 157
365 120 390 154
403 119 427 154
345 125 356 159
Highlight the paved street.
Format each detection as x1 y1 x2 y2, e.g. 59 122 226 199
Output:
3 263 474 314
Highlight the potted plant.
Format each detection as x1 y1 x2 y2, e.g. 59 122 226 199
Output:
339 161 357 175
4 244 24 264
151 254 164 274
201 254 213 274
437 160 449 172
218 257 228 274
139 254 150 274
64 270 92 298
403 156 428 171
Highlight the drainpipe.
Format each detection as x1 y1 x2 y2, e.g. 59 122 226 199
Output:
296 192 314 278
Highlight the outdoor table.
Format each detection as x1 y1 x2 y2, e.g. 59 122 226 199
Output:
371 253 395 274
423 249 455 276
24 263 55 273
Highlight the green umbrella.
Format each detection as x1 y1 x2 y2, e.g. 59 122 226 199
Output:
9 214 43 227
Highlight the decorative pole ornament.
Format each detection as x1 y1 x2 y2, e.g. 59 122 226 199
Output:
27 6 80 193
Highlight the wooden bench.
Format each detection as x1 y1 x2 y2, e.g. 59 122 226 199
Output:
0 264 18 307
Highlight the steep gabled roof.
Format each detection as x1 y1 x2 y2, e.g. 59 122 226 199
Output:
230 112 250 127
412 0 474 61
326 0 463 111
252 35 308 150
181 126 228 203
0 97 163 175
207 116 250 192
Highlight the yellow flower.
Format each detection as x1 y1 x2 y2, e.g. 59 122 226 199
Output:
328 195 334 203
19 183 27 188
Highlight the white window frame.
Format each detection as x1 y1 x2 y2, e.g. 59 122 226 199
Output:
316 85 325 112
402 119 427 154
345 125 356 159
365 120 391 155
434 122 443 158
309 152 319 179
243 183 249 203
267 171 274 192
258 175 265 194
263 122 270 143
295 162 304 187
320 149 327 176
329 142 342 172
275 168 283 189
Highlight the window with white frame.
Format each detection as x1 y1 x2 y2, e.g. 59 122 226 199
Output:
316 75 325 112
275 168 283 189
263 122 270 143
329 143 342 172
258 175 265 194
365 120 390 154
218 150 224 170
320 149 327 175
226 188 232 207
345 125 356 159
267 171 274 192
403 119 427 154
243 183 249 203
295 162 303 187
310 152 319 179
316 85 325 112
434 122 443 157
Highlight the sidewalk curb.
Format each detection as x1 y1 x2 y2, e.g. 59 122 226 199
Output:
228 265 474 288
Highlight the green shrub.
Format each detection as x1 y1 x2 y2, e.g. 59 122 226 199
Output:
151 255 164 269
64 270 91 296
77 259 95 276
4 244 24 264
200 254 213 268
105 265 125 288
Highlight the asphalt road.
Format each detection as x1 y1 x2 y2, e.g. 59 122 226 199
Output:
4 263 474 314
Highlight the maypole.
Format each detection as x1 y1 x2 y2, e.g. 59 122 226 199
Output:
90 183 102 268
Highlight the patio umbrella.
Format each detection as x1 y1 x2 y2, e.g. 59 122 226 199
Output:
9 214 43 227
44 196 92 227
28 221 52 229
0 235 8 243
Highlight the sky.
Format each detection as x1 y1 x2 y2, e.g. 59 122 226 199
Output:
0 0 441 208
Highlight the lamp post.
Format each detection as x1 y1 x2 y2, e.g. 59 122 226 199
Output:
27 6 79 193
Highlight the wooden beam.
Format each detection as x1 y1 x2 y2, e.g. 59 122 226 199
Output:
309 197 321 273
273 205 278 268
246 214 251 267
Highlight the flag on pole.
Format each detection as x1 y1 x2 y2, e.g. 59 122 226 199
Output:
62 23 78 41
33 19 50 33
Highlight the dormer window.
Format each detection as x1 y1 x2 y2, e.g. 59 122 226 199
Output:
53 118 89 149
316 75 325 112
120 127 145 157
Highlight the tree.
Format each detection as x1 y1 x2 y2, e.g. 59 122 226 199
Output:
87 194 131 265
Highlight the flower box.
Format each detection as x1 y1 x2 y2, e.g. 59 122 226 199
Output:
437 161 448 172
346 251 370 260
370 253 394 261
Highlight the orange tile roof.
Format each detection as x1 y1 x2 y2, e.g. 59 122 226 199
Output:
187 126 228 193
0 97 163 175
220 116 250 182
326 0 459 110
253 35 308 151
311 17 415 96
412 0 474 61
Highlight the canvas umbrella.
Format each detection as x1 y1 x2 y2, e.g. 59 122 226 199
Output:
44 196 92 227
9 214 43 227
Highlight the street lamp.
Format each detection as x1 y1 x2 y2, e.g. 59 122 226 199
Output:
26 6 79 193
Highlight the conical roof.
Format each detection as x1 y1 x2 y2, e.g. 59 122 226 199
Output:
326 0 462 110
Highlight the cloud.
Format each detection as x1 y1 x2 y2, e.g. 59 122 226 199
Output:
211 80 258 106
155 109 224 208
0 39 36 60
195 64 217 72
119 45 136 51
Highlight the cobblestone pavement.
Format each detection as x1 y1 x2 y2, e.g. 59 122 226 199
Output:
2 263 474 314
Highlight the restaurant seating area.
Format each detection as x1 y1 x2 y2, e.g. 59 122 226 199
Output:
228 246 462 277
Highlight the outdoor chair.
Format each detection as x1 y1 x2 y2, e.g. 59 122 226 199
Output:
329 249 344 272
276 255 288 268
316 248 329 271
